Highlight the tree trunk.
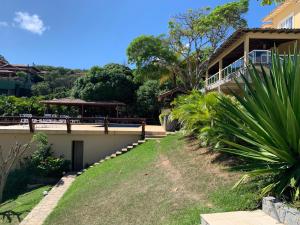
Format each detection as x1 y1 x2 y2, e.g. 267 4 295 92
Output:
172 72 177 88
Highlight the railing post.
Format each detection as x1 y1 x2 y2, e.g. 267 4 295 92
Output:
66 118 71 133
141 120 146 140
28 118 34 133
104 117 109 134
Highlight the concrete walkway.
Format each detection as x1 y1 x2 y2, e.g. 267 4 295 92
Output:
20 174 76 225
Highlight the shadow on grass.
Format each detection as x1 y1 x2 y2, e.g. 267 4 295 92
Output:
0 210 24 223
182 134 243 167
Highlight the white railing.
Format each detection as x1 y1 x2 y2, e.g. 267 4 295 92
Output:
249 50 271 64
207 72 219 85
205 50 272 89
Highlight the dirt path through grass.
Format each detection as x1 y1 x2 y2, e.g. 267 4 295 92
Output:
44 134 259 225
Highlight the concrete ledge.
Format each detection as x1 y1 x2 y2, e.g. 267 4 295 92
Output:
263 197 300 225
201 210 283 225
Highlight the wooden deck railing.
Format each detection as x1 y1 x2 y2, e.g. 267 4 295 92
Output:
0 116 147 139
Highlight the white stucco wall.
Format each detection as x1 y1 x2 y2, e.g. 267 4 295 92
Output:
0 130 141 169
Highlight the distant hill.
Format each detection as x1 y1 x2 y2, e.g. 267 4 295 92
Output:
32 65 87 99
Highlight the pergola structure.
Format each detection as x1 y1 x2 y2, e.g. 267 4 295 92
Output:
40 98 126 117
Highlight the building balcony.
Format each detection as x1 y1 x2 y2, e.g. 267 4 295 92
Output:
204 28 300 94
205 50 272 91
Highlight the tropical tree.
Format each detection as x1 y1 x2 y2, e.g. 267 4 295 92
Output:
136 80 161 118
127 35 177 85
102 63 133 79
127 0 249 90
72 64 136 104
0 96 45 116
217 52 300 200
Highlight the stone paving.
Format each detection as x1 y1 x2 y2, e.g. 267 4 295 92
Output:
20 174 76 225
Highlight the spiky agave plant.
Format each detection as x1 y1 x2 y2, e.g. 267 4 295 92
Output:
217 50 300 200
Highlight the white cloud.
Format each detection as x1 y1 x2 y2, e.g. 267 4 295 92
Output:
0 21 8 27
14 11 47 35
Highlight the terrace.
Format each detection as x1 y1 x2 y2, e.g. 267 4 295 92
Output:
206 50 271 90
205 28 300 93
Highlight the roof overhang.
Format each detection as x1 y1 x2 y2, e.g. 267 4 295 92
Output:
209 28 300 65
262 0 298 22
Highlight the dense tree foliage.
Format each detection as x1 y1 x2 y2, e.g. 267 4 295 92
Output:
136 80 160 118
0 96 45 116
127 36 177 85
32 65 85 98
72 64 137 104
102 63 133 78
127 0 249 90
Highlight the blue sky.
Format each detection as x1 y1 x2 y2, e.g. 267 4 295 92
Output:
0 0 274 69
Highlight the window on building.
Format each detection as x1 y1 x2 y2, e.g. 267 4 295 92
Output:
279 15 294 29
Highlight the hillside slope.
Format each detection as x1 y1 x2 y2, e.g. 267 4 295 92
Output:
44 133 259 225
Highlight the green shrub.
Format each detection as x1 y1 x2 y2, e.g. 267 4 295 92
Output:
171 90 237 148
217 52 300 201
171 91 213 134
29 133 70 177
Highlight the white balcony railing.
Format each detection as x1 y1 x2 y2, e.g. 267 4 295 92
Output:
206 50 272 90
207 72 219 85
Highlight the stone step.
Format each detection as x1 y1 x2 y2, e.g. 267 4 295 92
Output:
132 143 139 146
111 154 117 158
145 135 167 140
138 140 146 144
201 210 284 225
145 134 167 138
121 148 128 152
116 151 122 155
127 146 134 149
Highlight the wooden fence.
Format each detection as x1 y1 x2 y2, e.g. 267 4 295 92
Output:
0 116 146 139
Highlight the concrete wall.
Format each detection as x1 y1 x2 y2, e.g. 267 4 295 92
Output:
0 131 141 169
263 196 300 225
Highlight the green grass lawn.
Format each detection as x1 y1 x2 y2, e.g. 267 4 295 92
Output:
0 186 50 225
44 133 259 225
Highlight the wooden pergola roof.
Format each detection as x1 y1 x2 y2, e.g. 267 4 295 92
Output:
40 98 126 107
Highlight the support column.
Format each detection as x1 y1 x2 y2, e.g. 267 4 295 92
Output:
205 70 208 86
218 60 223 93
244 35 250 92
244 35 250 66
